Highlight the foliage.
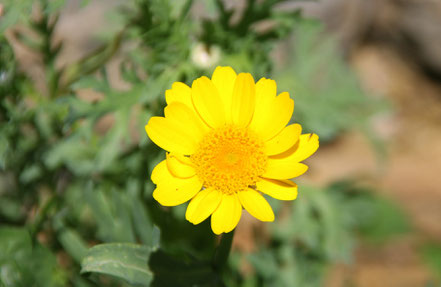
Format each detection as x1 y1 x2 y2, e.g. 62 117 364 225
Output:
421 242 441 282
274 20 386 141
0 226 68 286
0 0 405 286
225 181 410 287
81 243 153 285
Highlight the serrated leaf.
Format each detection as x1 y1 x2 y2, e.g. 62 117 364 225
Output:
84 186 136 243
57 227 89 263
127 181 158 247
81 243 153 286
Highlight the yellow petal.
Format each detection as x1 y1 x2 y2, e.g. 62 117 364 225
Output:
250 92 294 141
263 159 308 180
261 133 318 180
270 133 319 161
231 73 256 126
151 160 167 184
167 152 193 166
151 161 202 206
191 76 225 128
145 117 198 155
165 82 193 108
237 188 274 222
291 133 319 162
211 66 237 123
265 124 302 156
166 152 195 178
185 188 222 225
253 78 277 117
211 193 242 235
164 102 209 142
249 78 277 133
256 178 298 200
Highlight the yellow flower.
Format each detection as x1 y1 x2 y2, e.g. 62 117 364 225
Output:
145 66 319 234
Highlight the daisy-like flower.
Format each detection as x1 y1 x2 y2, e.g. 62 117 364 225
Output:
145 66 319 234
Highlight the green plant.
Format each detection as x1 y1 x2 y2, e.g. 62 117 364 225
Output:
0 1 401 286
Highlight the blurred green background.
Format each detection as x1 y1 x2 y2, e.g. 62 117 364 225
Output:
1 0 441 286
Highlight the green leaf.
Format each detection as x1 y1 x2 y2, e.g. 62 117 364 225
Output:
274 19 387 142
127 181 159 247
0 0 34 33
0 226 67 287
44 132 96 175
81 243 153 286
421 243 441 279
0 226 32 260
84 186 136 243
57 227 89 263
0 197 23 222
95 110 129 172
247 250 279 280
356 195 410 242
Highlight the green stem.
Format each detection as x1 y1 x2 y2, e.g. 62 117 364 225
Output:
212 230 235 273
30 193 58 239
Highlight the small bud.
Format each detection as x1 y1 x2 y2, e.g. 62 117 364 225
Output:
191 43 221 69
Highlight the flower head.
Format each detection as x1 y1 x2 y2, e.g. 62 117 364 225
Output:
145 66 319 234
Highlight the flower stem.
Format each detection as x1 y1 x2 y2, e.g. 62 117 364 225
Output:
212 230 235 273
30 193 58 238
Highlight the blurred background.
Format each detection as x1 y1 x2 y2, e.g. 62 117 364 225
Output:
1 0 441 286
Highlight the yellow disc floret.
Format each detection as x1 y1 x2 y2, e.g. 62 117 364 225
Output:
191 125 267 194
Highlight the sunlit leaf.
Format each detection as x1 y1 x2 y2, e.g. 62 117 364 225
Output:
81 243 153 286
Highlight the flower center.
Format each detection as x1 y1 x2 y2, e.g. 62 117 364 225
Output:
191 125 267 194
